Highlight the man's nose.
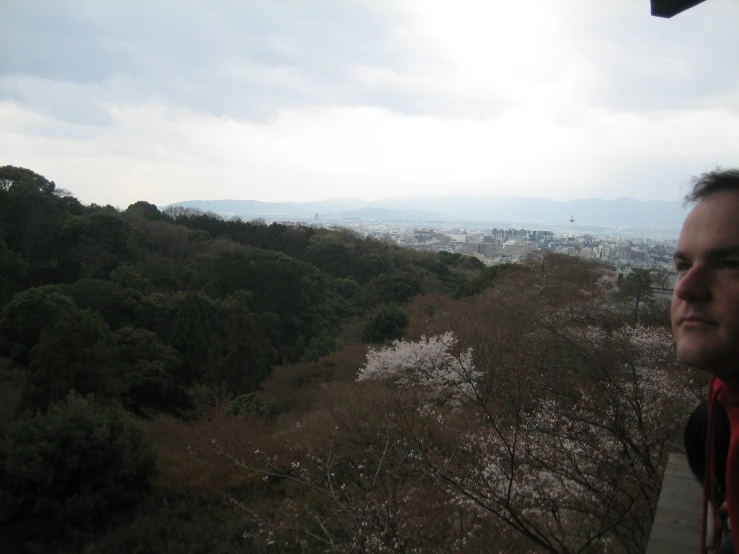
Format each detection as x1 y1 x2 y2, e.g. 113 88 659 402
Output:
674 265 711 302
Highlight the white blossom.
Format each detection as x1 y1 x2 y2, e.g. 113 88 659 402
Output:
357 332 481 403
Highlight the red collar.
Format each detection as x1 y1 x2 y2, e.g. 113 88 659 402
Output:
716 377 739 407
702 376 722 553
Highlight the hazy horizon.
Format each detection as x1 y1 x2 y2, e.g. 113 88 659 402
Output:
165 191 687 205
2 0 738 207
164 194 689 231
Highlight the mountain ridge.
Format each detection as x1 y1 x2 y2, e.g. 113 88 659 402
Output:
164 195 688 230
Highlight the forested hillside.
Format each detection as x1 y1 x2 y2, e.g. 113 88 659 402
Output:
0 166 700 553
0 166 475 415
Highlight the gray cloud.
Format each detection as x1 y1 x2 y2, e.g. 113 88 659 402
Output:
2 0 738 126
2 0 466 124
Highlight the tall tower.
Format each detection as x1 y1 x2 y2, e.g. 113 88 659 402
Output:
568 214 575 239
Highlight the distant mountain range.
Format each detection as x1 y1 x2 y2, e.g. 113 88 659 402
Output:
164 195 689 234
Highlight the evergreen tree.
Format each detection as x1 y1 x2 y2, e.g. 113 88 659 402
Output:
169 291 214 383
20 309 121 413
362 303 409 344
0 391 156 539
211 292 276 394
0 286 77 365
0 230 27 307
115 326 183 414
0 166 83 286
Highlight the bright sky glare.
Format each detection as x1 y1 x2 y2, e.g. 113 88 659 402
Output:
1 0 738 207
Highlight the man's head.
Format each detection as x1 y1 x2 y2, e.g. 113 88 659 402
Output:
672 169 739 381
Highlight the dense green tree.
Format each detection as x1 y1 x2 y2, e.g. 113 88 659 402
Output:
124 200 164 221
61 278 172 340
302 239 354 278
333 277 360 317
59 211 134 280
0 285 77 365
188 250 340 358
363 272 421 306
63 278 138 329
133 291 175 340
418 256 452 278
20 309 121 413
182 252 257 298
139 253 180 290
0 391 156 539
179 252 217 293
453 263 520 299
463 256 485 271
438 251 485 271
210 292 276 394
115 326 183 414
171 210 295 253
229 392 278 422
110 263 153 294
437 251 484 270
0 166 472 418
134 220 193 264
301 333 339 362
169 291 214 383
362 303 409 344
273 225 313 258
335 277 360 300
0 166 82 286
0 165 57 194
354 253 390 283
0 231 27 306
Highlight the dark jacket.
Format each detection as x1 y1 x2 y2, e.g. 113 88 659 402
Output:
684 398 730 505
685 377 739 552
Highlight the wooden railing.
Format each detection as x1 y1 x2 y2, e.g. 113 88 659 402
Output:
645 453 703 553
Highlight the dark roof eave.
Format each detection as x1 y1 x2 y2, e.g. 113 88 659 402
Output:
650 0 708 18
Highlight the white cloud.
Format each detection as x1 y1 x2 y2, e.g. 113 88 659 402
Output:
3 89 738 207
1 0 738 207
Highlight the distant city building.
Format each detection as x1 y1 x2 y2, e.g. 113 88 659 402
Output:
255 212 677 274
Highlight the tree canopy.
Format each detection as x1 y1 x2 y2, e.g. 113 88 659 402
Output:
0 166 467 420
0 166 688 554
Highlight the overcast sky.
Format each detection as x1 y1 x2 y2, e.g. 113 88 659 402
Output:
1 0 738 208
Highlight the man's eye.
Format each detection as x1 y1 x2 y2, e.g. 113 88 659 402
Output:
719 260 739 270
675 262 690 272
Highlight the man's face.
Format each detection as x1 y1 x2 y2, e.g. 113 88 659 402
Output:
672 190 739 380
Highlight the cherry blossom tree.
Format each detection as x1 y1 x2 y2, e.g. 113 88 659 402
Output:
398 320 698 553
212 256 698 553
356 332 480 404
211 383 468 553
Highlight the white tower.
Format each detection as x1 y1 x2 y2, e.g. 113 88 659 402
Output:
568 214 575 238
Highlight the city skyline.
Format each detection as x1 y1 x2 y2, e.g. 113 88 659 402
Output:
165 193 689 232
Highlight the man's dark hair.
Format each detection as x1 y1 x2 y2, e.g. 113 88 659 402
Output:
685 168 739 204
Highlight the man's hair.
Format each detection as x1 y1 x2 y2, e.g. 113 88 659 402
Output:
685 168 739 204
